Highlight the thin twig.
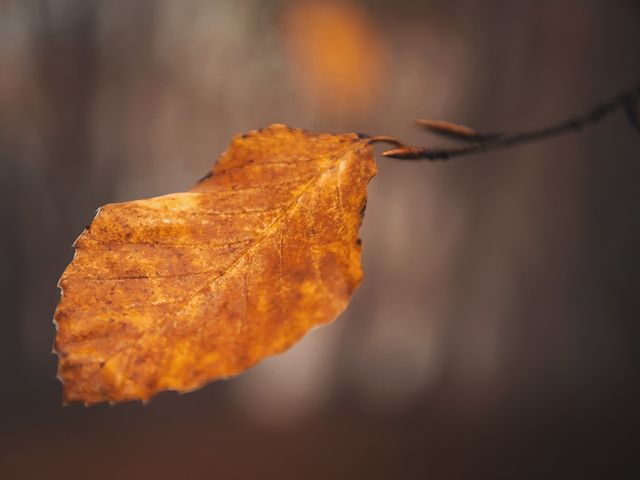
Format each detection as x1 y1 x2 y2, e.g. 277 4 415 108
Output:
383 81 640 161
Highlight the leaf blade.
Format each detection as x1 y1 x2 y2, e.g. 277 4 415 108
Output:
54 124 376 404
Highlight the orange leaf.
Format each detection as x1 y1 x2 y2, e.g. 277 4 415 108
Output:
53 124 376 404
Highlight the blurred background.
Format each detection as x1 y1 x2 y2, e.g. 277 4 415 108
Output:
1 0 639 478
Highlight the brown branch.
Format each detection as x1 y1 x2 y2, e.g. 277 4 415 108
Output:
382 81 640 161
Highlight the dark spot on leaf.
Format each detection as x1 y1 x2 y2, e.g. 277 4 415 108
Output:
359 198 367 218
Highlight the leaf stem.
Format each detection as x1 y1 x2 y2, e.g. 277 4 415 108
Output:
382 81 640 161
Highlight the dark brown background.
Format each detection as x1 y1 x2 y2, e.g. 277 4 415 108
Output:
1 0 639 478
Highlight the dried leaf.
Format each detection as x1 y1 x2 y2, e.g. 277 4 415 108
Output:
54 124 376 404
